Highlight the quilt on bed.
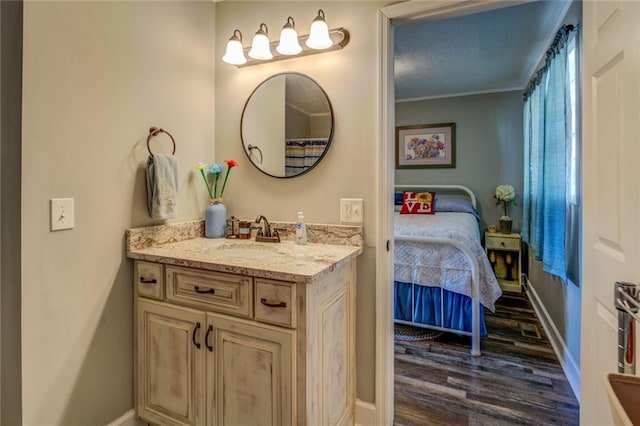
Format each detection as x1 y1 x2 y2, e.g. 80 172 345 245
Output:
394 211 502 312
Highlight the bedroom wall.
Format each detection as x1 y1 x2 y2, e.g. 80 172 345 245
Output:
395 91 524 231
525 0 582 396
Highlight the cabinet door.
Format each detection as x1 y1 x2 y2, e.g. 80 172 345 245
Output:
206 313 294 426
137 299 205 426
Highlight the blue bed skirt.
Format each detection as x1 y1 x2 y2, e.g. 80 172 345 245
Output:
394 281 488 336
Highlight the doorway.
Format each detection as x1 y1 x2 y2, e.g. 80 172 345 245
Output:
376 1 579 423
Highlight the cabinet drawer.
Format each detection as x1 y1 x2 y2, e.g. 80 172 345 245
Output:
255 279 296 328
165 266 252 318
135 261 164 300
486 236 520 251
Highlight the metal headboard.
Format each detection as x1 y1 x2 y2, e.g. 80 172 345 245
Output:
394 184 477 209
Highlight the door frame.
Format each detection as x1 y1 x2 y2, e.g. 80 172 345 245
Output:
375 1 534 423
0 2 23 424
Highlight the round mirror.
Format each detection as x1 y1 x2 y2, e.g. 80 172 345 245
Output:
241 73 334 178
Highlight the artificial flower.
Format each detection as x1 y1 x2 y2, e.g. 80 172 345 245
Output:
194 163 213 199
495 184 517 219
194 160 238 201
220 159 238 198
208 163 224 198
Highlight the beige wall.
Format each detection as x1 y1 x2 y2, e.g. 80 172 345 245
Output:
21 2 215 424
245 75 286 176
215 1 384 403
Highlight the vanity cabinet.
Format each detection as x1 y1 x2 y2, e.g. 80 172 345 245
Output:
208 313 293 426
134 259 356 426
137 300 204 425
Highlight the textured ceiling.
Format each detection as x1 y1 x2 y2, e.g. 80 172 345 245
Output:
286 74 330 115
394 1 569 101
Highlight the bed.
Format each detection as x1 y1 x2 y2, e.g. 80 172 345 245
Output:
394 185 502 355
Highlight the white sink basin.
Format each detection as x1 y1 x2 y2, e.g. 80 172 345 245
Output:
214 242 279 258
605 373 640 426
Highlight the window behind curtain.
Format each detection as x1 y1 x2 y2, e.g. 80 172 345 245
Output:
566 34 580 285
522 26 580 285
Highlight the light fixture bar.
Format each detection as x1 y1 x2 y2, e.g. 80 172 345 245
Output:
235 28 349 68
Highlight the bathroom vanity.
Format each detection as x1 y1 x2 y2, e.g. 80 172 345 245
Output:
126 221 362 426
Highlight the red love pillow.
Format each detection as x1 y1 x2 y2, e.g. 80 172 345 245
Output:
400 191 436 214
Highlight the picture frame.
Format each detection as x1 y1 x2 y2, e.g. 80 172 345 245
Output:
395 123 456 169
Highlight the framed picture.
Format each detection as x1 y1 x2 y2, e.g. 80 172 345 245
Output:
395 123 456 168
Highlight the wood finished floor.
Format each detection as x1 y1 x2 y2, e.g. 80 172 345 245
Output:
394 291 579 426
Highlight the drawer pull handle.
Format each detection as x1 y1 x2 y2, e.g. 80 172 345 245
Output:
194 286 215 294
261 298 287 308
205 325 213 352
192 322 201 349
139 277 157 284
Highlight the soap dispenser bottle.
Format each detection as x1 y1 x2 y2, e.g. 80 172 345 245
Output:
296 211 308 245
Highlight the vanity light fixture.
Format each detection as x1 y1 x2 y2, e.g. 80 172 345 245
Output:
248 23 273 60
306 10 333 50
222 11 349 68
222 30 247 65
276 17 302 55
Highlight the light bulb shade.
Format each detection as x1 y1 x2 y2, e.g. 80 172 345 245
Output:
276 17 302 55
222 30 247 65
248 23 273 60
306 10 333 50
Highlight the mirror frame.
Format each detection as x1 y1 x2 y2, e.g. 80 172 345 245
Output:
240 72 335 179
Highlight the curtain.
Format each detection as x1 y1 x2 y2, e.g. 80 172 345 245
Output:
522 26 578 282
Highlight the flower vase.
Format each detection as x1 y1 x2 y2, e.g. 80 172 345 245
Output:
205 200 227 238
499 218 513 234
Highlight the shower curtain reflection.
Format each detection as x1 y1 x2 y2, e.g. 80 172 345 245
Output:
284 138 329 177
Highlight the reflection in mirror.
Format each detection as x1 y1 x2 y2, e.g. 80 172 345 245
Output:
241 73 334 178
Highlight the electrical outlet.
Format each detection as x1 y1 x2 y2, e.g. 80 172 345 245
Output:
50 198 75 231
340 198 364 223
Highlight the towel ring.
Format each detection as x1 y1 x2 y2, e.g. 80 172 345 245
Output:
147 127 176 156
247 144 263 164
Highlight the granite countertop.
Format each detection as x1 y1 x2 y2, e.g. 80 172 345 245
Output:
128 238 362 283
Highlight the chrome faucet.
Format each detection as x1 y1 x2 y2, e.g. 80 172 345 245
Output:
255 215 272 237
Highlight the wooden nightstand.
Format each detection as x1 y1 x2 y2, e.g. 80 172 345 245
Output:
485 232 522 293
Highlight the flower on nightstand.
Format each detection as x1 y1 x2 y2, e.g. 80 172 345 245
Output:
495 184 517 220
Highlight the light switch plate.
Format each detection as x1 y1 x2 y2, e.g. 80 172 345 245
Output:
340 198 364 223
50 198 75 231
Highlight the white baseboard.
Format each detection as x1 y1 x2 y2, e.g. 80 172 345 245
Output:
107 409 146 426
355 399 376 426
112 403 376 426
525 278 581 400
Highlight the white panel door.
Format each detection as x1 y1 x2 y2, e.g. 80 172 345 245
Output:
581 1 640 424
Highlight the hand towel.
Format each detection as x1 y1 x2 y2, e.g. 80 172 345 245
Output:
146 153 178 219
